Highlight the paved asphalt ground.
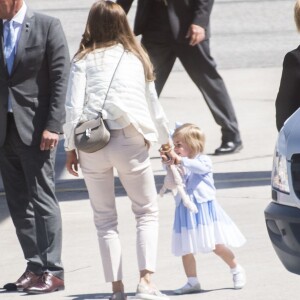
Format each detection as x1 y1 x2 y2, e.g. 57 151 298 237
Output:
1 0 300 299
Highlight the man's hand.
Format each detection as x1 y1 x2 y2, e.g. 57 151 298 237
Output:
40 130 59 151
186 24 205 46
65 150 79 177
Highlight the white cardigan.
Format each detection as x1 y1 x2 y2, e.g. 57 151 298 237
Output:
63 44 170 151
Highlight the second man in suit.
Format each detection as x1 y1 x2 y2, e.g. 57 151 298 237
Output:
0 0 70 294
117 0 242 155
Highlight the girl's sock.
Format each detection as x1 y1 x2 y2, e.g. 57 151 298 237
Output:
187 277 199 286
230 264 242 274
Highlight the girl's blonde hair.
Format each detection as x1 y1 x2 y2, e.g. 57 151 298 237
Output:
173 123 205 157
74 0 154 81
295 0 300 32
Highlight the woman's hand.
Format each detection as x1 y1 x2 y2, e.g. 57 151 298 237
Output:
66 150 79 177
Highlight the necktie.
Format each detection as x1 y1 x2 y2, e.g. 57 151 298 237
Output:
4 21 15 74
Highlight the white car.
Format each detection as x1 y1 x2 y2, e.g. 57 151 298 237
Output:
265 108 300 275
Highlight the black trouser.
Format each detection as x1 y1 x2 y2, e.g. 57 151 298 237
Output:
142 36 241 143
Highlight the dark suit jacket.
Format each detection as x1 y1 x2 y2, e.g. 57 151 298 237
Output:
0 9 70 146
275 46 300 131
117 0 213 42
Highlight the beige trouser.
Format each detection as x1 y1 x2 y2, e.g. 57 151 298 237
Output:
79 125 159 282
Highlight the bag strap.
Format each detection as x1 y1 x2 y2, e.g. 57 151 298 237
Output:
100 50 125 114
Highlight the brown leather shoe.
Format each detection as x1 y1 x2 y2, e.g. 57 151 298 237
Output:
3 271 41 291
24 272 64 294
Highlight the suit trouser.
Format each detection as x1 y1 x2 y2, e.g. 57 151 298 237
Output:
142 37 241 143
0 114 64 278
79 125 159 282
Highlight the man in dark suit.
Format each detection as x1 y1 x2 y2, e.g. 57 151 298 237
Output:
0 0 70 294
275 0 300 131
117 0 242 154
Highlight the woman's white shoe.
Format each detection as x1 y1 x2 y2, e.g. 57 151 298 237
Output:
136 283 169 300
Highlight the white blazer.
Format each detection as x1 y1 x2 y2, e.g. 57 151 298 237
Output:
63 44 170 151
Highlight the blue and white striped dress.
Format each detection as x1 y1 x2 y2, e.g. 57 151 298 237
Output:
172 154 246 256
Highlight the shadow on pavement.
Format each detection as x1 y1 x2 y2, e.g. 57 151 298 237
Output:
67 292 135 300
66 287 234 299
214 170 271 189
56 170 271 201
0 170 271 224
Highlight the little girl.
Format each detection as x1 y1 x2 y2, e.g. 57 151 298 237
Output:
161 123 246 294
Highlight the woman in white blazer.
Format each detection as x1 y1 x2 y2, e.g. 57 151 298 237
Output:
64 1 172 300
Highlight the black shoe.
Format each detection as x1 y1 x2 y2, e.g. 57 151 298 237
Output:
214 141 243 155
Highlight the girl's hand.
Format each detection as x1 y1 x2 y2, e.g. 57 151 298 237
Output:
159 143 172 164
66 150 79 177
169 149 181 165
159 144 181 165
161 153 172 164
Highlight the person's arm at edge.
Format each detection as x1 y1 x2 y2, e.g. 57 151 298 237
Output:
186 0 214 45
192 0 214 28
63 59 87 177
275 50 300 131
41 18 70 150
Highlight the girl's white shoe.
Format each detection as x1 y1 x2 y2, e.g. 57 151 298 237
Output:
173 282 201 295
231 265 246 289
